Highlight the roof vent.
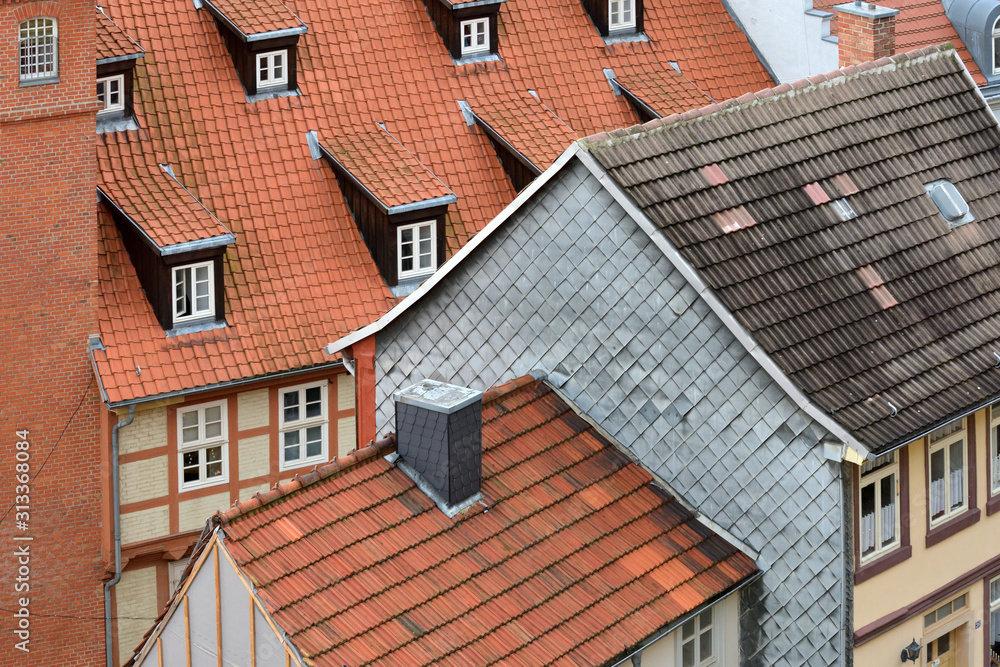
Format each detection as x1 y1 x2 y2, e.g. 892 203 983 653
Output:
925 180 974 228
393 380 483 516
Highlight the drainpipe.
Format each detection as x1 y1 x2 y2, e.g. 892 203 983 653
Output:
105 405 135 667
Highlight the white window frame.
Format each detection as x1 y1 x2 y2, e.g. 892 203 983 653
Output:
397 221 436 280
460 18 490 56
255 49 288 90
172 261 215 324
991 403 1000 497
278 381 328 471
97 74 125 115
993 18 1000 75
989 575 1000 659
609 0 636 31
176 400 228 491
858 452 900 564
676 605 719 667
928 418 967 527
18 17 58 82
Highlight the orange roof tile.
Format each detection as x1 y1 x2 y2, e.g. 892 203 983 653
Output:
612 61 714 117
467 88 579 170
203 0 306 38
96 9 144 64
321 127 457 211
98 139 232 250
815 0 985 84
95 0 771 403
213 379 758 666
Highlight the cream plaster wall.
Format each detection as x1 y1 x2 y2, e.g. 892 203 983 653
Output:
237 388 269 431
177 491 230 533
118 406 167 455
337 416 356 458
338 373 354 412
239 483 270 501
117 566 159 666
120 456 168 505
121 505 170 546
238 434 270 480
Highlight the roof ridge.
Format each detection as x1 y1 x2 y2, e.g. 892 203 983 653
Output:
581 43 955 146
481 373 538 403
215 435 396 523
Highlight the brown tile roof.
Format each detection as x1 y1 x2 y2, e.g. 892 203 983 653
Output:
585 46 1000 452
214 378 758 666
96 9 144 64
203 0 306 37
321 128 456 210
466 88 579 170
98 139 231 250
95 0 771 403
814 0 985 84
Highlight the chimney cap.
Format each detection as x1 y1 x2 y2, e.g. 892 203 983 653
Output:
395 379 483 414
833 2 899 19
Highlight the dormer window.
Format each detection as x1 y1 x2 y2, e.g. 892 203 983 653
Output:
197 0 307 100
398 222 437 279
256 50 288 90
18 18 58 83
993 17 1000 75
421 0 504 62
460 19 489 56
609 0 635 31
173 262 215 323
97 75 125 115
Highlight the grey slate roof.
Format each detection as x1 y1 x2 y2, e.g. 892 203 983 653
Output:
584 45 1000 453
374 159 848 667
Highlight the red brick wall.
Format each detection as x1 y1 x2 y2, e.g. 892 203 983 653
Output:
837 10 897 67
0 0 101 664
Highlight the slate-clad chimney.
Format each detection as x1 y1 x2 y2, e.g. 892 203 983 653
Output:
394 380 483 509
834 2 899 67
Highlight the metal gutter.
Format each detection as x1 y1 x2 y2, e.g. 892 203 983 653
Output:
387 194 457 215
105 405 135 667
323 143 582 356
606 570 765 667
573 149 871 462
105 360 344 410
160 233 236 255
440 0 505 8
96 52 144 66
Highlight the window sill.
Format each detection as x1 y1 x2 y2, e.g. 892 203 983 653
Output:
166 319 226 338
279 456 327 473
987 493 1000 517
452 52 500 67
19 76 59 88
247 87 300 104
604 31 648 46
855 545 911 585
179 476 228 494
926 507 980 548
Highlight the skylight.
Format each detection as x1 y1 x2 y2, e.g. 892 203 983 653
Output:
925 179 974 228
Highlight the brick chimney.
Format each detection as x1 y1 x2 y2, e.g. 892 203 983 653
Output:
394 380 483 512
834 2 899 67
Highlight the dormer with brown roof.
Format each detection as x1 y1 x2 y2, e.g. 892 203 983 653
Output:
421 0 504 62
195 0 307 99
95 8 143 131
312 127 457 294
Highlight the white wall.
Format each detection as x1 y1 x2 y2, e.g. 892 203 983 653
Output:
727 0 838 82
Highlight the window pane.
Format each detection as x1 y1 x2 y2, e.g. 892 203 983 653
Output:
206 445 222 463
879 474 895 547
924 611 935 628
206 461 222 478
938 605 950 623
306 386 322 418
994 37 1000 74
681 640 694 667
930 449 945 519
284 431 300 462
284 392 300 422
860 481 875 555
401 228 413 244
953 594 966 610
306 426 323 458
699 625 712 659
402 256 413 272
949 441 964 510
990 606 999 650
681 619 695 640
991 577 1000 605
938 632 949 654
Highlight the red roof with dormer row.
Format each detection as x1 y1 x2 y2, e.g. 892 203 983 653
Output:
94 0 772 403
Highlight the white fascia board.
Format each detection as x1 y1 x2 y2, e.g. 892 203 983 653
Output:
574 149 871 462
323 142 581 356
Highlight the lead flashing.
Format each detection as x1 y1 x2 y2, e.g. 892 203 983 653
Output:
387 452 485 518
439 0 505 8
386 194 457 215
832 2 899 19
160 233 236 255
394 379 483 414
246 25 308 42
97 52 144 65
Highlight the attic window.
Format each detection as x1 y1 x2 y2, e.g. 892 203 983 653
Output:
97 75 124 114
256 50 288 90
173 262 215 323
460 19 489 55
993 18 1000 74
609 0 635 31
925 180 974 228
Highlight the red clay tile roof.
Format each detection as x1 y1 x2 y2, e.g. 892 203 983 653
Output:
98 140 232 249
95 0 770 403
467 88 579 170
321 127 457 210
613 62 715 117
216 378 758 666
203 0 306 37
815 0 985 84
96 9 143 64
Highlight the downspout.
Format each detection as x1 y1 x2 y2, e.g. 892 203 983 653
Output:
105 405 135 667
